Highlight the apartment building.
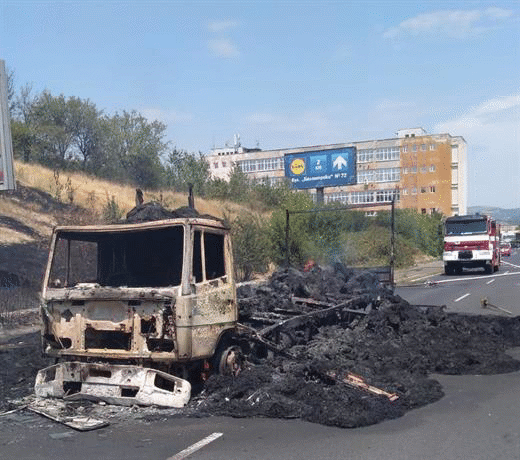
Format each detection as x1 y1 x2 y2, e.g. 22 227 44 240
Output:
208 128 467 216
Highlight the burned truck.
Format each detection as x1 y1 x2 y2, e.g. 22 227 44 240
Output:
35 203 242 408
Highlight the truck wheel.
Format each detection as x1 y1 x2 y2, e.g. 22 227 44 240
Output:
213 344 243 376
444 264 453 276
484 263 493 274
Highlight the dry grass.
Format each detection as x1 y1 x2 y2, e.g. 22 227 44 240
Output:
14 160 253 221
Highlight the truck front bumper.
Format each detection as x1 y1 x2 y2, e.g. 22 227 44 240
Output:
443 250 493 263
35 361 191 408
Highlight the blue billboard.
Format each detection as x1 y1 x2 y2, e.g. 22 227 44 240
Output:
284 147 356 189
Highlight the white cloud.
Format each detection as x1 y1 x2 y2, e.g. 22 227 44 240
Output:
434 94 520 207
384 8 514 40
208 20 238 33
472 94 520 117
208 38 239 58
207 19 240 58
141 107 192 125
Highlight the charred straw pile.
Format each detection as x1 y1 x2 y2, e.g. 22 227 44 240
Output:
195 265 520 428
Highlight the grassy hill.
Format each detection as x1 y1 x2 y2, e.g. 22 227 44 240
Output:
468 206 520 225
0 161 257 295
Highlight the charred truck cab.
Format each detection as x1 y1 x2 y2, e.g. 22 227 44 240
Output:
35 208 240 407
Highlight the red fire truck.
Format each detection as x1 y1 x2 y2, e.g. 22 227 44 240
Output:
443 214 500 275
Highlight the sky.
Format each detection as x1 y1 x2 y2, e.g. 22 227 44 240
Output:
1 0 519 208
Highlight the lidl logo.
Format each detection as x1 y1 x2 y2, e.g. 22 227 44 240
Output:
290 158 305 175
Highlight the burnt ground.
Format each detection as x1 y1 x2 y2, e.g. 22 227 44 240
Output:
2 266 520 429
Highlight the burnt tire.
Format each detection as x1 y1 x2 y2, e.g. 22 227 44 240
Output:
213 344 244 376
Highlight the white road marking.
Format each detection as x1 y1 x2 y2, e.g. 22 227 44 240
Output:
167 432 223 460
454 293 471 302
421 271 520 286
411 272 443 282
502 261 520 269
486 279 496 285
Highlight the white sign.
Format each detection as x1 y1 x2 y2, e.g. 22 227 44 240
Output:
332 155 347 170
0 60 16 191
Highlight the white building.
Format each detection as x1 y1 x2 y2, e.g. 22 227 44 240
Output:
207 128 467 216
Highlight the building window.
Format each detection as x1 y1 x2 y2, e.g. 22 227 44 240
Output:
430 144 436 150
411 166 417 173
358 149 374 163
421 208 427 214
402 167 409 174
237 157 284 174
375 146 400 161
222 161 227 167
402 145 408 153
402 188 408 195
421 187 427 193
412 187 417 195
412 144 417 152
420 165 427 173
376 189 399 202
358 167 400 184
430 186 436 193
421 144 427 151
359 147 400 163
429 164 436 172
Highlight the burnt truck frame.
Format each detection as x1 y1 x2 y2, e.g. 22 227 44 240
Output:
35 215 240 407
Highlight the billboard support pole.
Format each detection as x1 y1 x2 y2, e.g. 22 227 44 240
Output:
316 187 324 205
0 60 16 191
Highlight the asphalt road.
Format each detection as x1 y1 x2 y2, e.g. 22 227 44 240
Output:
395 249 520 315
2 252 520 460
3 368 520 460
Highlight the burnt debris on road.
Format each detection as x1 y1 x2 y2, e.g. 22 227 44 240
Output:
3 264 520 429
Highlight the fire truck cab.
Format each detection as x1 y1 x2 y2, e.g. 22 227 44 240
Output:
443 214 500 275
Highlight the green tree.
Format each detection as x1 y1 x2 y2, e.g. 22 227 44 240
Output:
10 121 35 162
165 149 210 194
205 176 230 200
268 191 315 266
231 212 270 281
105 110 168 188
250 178 292 210
227 165 250 202
67 96 104 170
10 83 38 162
31 91 74 167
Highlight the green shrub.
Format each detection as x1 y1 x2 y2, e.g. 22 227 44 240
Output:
231 212 270 281
102 195 124 223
